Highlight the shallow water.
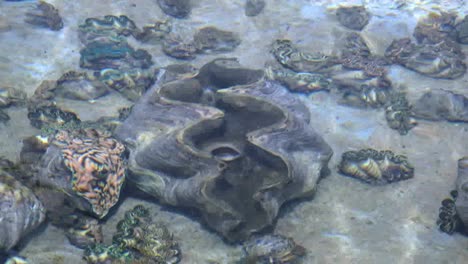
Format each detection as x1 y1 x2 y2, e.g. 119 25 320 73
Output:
1 0 468 263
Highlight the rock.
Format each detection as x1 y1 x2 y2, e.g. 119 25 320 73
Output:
24 1 63 31
162 34 197 59
336 6 370 31
245 0 265 17
193 26 241 54
0 16 11 32
157 0 191 19
454 15 468 44
412 90 468 122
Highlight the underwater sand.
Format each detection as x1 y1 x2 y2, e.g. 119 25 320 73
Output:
1 0 468 263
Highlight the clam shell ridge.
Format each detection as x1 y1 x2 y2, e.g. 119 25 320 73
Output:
455 157 468 228
0 171 45 251
114 58 333 241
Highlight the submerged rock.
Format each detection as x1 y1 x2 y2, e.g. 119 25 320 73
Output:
245 0 266 17
336 5 370 31
114 58 333 242
413 12 457 44
157 0 191 19
412 90 468 122
24 1 63 31
0 109 9 124
193 26 241 54
454 15 468 44
162 34 197 59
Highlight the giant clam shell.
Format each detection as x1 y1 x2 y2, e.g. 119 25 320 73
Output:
0 170 45 251
385 38 466 79
339 149 414 185
115 58 333 242
241 234 306 263
455 157 468 228
34 128 127 218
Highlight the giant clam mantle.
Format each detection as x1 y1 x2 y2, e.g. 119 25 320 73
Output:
265 65 331 94
385 92 417 135
271 39 339 73
0 159 45 251
114 58 333 242
338 149 414 185
24 128 127 218
84 205 181 263
239 234 306 264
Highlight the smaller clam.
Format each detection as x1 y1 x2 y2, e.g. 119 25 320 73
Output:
87 205 181 263
54 71 110 101
265 66 331 94
385 92 417 135
339 148 414 185
134 20 172 43
271 39 339 73
27 102 81 129
193 26 241 54
437 190 463 235
162 34 197 60
240 234 306 264
65 217 103 249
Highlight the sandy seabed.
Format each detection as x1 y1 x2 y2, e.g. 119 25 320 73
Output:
1 0 468 263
